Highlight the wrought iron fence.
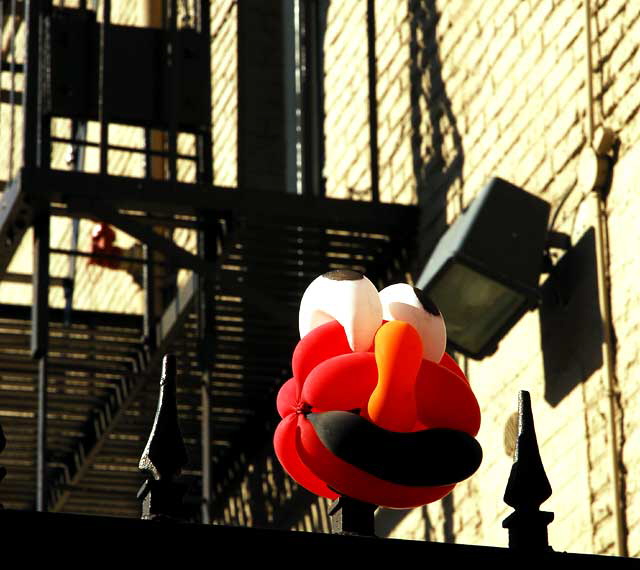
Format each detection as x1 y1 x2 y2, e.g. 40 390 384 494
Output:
1 353 635 567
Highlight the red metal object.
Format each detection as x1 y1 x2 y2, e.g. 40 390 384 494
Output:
88 223 123 268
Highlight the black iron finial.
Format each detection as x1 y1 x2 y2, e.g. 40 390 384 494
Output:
0 419 6 509
137 354 188 520
502 391 554 550
328 495 377 537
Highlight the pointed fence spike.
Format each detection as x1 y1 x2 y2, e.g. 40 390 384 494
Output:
137 354 189 521
139 354 188 479
502 390 554 550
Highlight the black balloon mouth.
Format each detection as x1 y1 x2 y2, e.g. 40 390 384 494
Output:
307 411 482 487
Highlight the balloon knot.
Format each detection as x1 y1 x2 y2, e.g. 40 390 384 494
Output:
296 402 312 416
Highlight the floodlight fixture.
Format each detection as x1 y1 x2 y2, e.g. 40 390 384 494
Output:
416 177 552 359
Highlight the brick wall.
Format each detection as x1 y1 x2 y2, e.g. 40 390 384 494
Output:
375 0 414 205
206 0 640 553
1 0 639 554
212 437 333 533
323 0 371 200
324 0 640 557
608 145 640 555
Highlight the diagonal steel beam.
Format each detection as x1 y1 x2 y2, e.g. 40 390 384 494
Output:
48 273 198 512
0 180 32 278
66 199 291 328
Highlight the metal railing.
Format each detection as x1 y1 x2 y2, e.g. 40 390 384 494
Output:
2 359 628 565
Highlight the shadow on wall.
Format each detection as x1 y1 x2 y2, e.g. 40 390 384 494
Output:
539 228 603 406
409 0 463 541
409 0 465 269
375 504 433 540
213 438 332 531
376 0 465 540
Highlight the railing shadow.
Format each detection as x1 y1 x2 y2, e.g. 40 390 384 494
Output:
409 0 465 271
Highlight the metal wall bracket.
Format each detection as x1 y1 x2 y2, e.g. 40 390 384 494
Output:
329 496 377 537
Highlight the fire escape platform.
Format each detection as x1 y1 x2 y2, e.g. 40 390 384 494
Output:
19 167 417 226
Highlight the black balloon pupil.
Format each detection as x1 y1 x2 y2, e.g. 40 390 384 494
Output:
323 269 363 281
412 287 440 316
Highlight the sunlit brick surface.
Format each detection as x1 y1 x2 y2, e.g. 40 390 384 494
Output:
1 0 639 555
221 0 640 556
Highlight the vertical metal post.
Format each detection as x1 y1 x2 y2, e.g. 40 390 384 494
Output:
142 0 174 330
31 209 50 512
583 2 626 557
591 189 627 557
22 0 41 170
292 0 304 195
40 1 52 170
99 0 111 174
584 0 595 144
9 0 17 178
167 0 178 183
283 0 297 194
329 496 377 536
197 0 213 187
297 0 326 197
24 0 51 511
143 247 157 352
197 222 217 523
200 363 211 524
143 128 157 353
195 1 214 519
64 121 87 327
366 0 379 203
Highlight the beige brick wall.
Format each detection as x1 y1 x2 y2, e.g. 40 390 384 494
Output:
213 0 640 554
213 438 333 533
609 145 640 557
323 0 372 200
328 0 640 557
43 0 635 555
375 0 414 204
1 0 639 556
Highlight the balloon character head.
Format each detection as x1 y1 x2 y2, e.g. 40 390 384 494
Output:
274 270 482 509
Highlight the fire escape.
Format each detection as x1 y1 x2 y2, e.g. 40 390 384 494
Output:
0 1 417 519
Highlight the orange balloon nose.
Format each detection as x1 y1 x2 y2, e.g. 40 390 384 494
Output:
367 321 423 432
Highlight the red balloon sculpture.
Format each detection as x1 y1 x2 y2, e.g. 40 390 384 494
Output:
274 270 482 509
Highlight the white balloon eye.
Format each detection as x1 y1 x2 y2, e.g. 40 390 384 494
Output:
299 270 382 352
378 283 446 362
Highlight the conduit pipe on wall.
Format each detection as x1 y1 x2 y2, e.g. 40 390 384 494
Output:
583 0 627 557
